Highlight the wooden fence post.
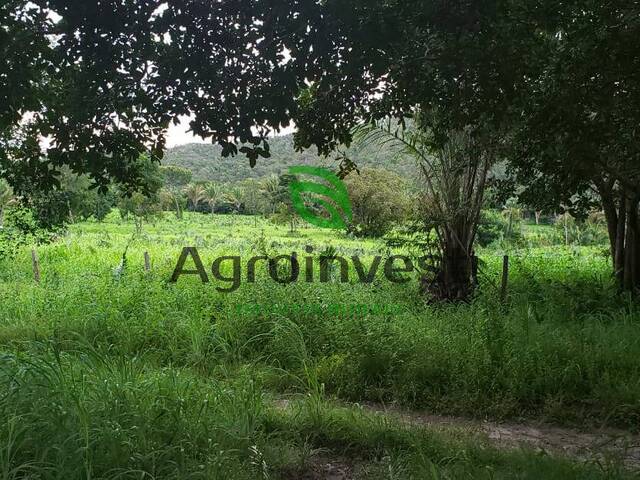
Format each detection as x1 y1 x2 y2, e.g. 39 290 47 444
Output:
144 251 151 273
500 255 509 302
31 249 41 283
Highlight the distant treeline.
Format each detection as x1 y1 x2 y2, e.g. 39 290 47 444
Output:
163 134 420 184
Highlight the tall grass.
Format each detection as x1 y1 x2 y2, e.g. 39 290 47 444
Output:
0 212 637 477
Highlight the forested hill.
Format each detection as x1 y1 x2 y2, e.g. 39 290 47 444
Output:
163 134 419 183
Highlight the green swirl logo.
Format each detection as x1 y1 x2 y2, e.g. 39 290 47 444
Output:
289 166 352 230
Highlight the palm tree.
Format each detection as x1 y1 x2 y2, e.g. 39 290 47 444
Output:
0 180 16 228
224 185 244 213
183 184 206 212
355 113 492 301
204 182 224 215
260 174 280 214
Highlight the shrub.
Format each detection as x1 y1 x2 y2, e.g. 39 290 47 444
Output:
0 207 58 257
554 213 609 246
477 210 524 247
344 168 411 237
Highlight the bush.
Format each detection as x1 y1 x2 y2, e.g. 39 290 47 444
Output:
554 213 609 246
344 168 411 237
0 207 58 257
476 210 524 247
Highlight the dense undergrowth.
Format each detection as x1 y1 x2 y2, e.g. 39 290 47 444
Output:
0 212 637 478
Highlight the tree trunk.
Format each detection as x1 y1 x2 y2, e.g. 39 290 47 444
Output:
423 226 475 302
535 211 542 225
67 199 75 224
599 183 618 271
442 246 473 301
623 196 639 292
598 180 639 294
615 191 627 285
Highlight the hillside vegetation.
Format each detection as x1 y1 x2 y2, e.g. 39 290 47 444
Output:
163 135 420 183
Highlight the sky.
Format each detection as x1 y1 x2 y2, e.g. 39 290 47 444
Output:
165 116 209 148
166 116 296 148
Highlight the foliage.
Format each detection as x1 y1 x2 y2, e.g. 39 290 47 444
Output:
234 179 265 216
0 179 16 227
183 183 207 211
0 207 57 257
1 0 330 192
344 168 411 237
160 166 192 220
117 156 164 232
553 213 611 247
503 2 640 292
161 165 192 190
164 135 420 184
477 210 524 248
354 116 494 300
19 170 116 228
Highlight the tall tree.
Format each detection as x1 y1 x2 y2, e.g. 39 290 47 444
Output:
160 166 192 219
285 1 539 299
260 175 281 214
224 185 245 213
343 167 411 238
116 156 163 233
508 0 640 292
0 0 315 192
357 116 493 299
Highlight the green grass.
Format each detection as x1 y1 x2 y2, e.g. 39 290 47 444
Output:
0 211 638 478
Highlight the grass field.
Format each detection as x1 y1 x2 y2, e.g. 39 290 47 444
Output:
0 212 638 479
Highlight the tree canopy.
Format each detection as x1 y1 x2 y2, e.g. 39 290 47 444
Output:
2 0 639 292
1 0 321 192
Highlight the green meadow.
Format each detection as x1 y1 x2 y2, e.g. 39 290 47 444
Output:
0 212 638 479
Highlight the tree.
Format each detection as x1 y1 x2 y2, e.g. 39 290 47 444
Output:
260 175 281 214
160 166 192 219
224 185 245 214
502 200 523 242
285 1 640 297
117 156 163 233
357 117 493 300
268 174 299 232
234 179 265 215
204 183 224 216
282 2 544 300
2 1 534 236
118 192 162 234
343 168 410 237
183 184 206 212
507 1 640 293
1 0 318 194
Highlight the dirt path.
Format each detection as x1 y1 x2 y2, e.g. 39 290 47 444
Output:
276 398 640 471
357 402 640 470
